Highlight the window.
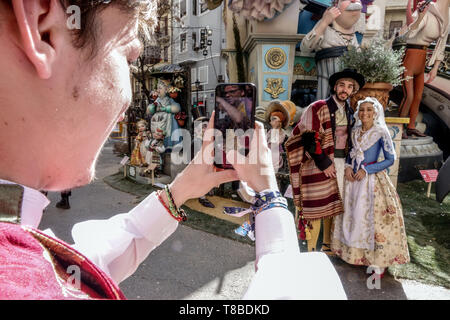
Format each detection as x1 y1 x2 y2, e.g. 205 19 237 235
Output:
163 16 168 36
192 0 197 15
163 46 169 62
200 0 208 14
198 65 208 84
191 67 197 84
180 33 187 52
389 21 403 39
192 31 199 50
180 0 187 18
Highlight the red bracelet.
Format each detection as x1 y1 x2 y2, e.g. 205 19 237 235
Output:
157 190 184 222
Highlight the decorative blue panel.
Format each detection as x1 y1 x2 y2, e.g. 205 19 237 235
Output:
262 74 289 101
262 45 290 73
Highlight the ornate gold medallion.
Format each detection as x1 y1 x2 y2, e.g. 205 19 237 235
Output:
265 47 286 70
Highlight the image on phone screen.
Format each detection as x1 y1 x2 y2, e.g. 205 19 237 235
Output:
214 83 256 170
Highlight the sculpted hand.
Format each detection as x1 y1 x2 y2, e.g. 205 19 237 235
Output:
323 163 337 179
322 6 341 25
226 121 279 192
425 67 438 84
169 112 238 207
417 0 431 14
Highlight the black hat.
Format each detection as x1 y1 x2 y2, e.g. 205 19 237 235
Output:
329 68 365 93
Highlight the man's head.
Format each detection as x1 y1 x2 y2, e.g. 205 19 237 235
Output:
333 78 358 103
223 85 244 105
0 0 156 191
333 0 362 29
329 68 365 103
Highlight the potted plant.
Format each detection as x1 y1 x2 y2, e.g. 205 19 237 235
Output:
168 86 181 99
339 38 408 110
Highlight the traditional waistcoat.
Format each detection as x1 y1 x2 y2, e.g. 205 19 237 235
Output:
285 97 354 220
0 184 125 300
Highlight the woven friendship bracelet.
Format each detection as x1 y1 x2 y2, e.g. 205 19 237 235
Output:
223 191 288 218
156 187 187 222
164 186 187 222
225 191 289 242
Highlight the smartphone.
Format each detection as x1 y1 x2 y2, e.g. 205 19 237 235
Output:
213 83 256 170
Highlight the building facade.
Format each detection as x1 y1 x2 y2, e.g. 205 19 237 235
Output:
172 0 228 117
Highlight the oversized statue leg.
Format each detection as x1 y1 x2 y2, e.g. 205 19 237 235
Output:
407 72 425 130
399 73 415 118
307 219 321 252
399 48 427 135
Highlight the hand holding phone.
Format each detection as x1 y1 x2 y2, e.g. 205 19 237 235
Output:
214 83 256 170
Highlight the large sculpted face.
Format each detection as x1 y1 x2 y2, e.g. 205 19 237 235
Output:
157 82 168 97
335 0 362 29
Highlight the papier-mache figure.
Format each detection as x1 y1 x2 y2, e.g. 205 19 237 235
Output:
398 0 449 138
265 100 290 173
144 127 166 174
301 0 363 100
146 79 182 149
130 119 151 167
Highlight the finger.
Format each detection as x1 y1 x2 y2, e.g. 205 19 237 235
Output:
210 169 239 186
202 112 216 150
254 121 267 150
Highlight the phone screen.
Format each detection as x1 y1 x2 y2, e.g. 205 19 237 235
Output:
214 83 256 169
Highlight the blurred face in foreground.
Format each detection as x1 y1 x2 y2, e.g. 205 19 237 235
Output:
0 1 145 191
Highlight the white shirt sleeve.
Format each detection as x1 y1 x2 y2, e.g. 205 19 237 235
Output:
243 207 347 300
71 192 178 284
70 189 346 299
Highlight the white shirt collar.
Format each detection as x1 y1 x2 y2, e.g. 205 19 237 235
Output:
0 179 50 228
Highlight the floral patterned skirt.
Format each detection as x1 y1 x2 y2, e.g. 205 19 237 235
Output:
331 170 410 268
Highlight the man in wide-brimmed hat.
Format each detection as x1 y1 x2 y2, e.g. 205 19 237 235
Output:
285 68 365 254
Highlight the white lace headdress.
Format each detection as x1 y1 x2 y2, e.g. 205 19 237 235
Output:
350 97 397 169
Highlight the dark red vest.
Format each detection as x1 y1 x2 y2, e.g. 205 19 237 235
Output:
0 184 125 300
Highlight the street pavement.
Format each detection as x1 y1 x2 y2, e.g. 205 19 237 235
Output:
39 139 450 300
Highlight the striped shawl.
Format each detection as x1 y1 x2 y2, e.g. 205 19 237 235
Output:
285 99 344 221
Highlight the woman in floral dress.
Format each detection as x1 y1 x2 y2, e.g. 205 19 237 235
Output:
331 97 410 274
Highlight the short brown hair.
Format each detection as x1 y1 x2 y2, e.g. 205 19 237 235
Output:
1 1 157 56
59 0 157 53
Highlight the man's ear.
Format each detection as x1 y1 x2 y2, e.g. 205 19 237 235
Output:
12 0 64 79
